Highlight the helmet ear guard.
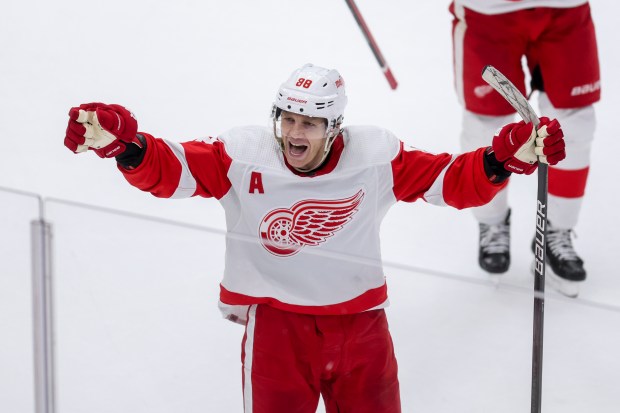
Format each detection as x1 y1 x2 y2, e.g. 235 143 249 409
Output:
271 105 285 151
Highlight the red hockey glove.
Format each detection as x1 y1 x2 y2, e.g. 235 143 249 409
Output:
64 103 142 158
491 120 539 175
534 117 566 166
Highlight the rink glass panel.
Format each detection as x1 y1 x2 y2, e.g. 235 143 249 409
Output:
0 189 39 413
0 195 613 413
46 200 243 413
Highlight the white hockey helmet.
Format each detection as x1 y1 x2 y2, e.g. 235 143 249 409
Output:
272 63 347 150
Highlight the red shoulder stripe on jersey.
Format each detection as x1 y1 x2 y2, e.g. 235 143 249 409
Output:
391 142 453 202
182 139 233 199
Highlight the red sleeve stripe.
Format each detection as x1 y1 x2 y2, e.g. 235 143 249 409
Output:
422 155 457 206
162 140 197 199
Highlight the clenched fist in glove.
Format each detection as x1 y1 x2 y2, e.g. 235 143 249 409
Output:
64 103 142 158
491 117 566 175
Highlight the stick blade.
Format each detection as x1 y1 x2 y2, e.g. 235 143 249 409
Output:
481 65 540 126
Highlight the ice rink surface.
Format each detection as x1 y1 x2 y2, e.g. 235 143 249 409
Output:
1 1 618 412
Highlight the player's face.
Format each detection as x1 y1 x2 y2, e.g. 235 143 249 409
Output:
280 111 328 171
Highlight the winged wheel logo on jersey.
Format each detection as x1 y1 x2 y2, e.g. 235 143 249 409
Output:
259 190 365 257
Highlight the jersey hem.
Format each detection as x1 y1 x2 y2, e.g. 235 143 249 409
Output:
219 283 389 316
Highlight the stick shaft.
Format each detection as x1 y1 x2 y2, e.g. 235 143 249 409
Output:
344 0 398 89
481 65 547 413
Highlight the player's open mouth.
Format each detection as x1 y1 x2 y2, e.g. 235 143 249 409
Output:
288 141 308 158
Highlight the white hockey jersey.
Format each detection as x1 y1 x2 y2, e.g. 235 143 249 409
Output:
121 125 505 322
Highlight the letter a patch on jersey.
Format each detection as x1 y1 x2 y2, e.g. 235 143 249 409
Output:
249 171 264 194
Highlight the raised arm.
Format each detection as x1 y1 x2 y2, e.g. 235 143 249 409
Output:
64 102 233 200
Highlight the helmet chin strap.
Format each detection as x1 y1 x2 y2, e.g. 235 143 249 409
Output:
316 117 343 168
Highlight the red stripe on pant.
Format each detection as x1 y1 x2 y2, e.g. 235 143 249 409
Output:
242 304 401 413
548 166 589 198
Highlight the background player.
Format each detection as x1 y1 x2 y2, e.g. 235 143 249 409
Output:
450 0 600 297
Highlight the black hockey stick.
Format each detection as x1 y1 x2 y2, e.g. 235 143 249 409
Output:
344 0 398 90
481 65 547 413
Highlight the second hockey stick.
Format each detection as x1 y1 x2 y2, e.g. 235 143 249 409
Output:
481 65 547 413
344 0 398 90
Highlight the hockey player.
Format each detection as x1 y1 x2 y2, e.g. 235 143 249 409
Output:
64 63 566 413
449 0 600 297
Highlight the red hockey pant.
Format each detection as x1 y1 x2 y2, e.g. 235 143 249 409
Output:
450 3 600 115
241 304 401 413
